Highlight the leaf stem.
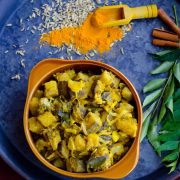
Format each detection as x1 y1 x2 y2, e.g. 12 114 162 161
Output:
172 5 178 27
150 61 177 122
151 5 180 121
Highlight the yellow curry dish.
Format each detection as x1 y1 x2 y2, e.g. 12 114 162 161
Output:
28 69 138 173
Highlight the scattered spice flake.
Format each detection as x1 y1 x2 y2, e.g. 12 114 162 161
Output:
93 49 97 54
20 27 25 32
112 0 117 5
110 43 114 48
6 24 12 27
75 51 81 56
16 49 26 56
121 24 132 34
33 8 41 16
96 0 102 4
19 18 23 25
120 47 124 55
20 59 26 68
85 55 90 60
89 52 95 57
11 74 21 80
104 0 109 6
161 26 165 30
25 39 29 44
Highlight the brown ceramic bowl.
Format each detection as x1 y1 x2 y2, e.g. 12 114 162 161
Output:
24 59 142 179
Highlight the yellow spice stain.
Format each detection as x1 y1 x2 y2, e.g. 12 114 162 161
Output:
40 13 123 54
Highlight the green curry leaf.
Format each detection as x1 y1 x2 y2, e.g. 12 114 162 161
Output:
167 160 178 174
143 78 166 93
143 101 156 122
157 131 180 141
164 77 174 104
174 88 180 100
151 61 174 74
147 115 161 155
151 49 180 62
157 141 179 151
162 151 179 162
158 103 166 123
173 63 180 83
140 114 151 142
143 89 162 107
162 120 180 131
150 50 172 56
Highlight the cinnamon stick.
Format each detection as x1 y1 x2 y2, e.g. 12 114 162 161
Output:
152 28 179 42
158 8 180 36
152 39 180 48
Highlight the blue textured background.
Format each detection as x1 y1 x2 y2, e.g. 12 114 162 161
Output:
0 0 179 179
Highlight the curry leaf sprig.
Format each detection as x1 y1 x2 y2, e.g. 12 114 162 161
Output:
141 49 180 173
141 51 180 139
141 5 180 173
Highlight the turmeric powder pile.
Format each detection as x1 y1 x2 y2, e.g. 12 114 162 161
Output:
40 13 123 54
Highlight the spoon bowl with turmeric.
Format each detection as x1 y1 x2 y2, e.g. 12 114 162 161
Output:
91 4 158 28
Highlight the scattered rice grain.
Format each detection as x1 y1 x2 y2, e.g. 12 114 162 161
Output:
96 0 102 4
104 0 109 5
110 43 114 48
161 26 165 30
11 74 21 80
6 23 12 27
89 52 95 57
120 47 124 55
20 18 23 24
16 49 25 56
20 59 26 68
20 27 25 31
